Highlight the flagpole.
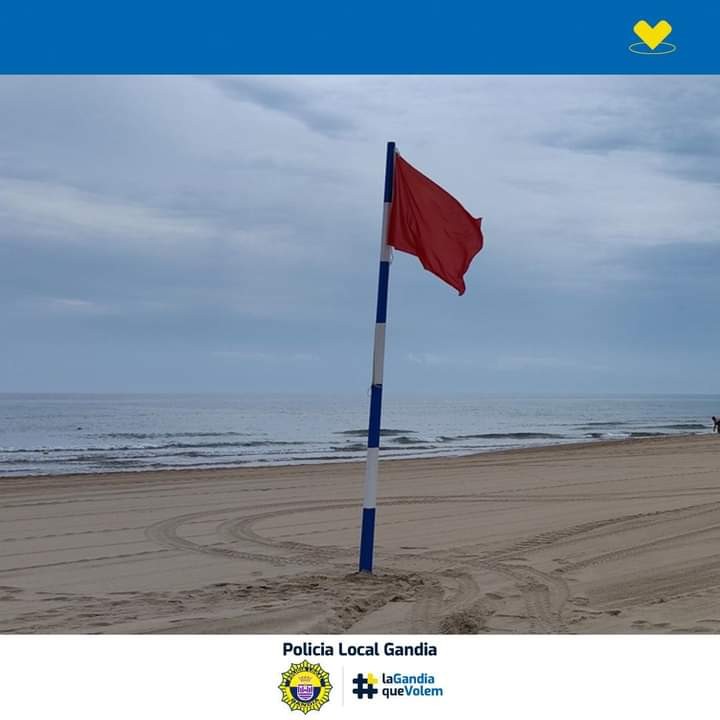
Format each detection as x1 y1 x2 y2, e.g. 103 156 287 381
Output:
359 140 396 573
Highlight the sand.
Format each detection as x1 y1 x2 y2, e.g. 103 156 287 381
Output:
2 434 720 633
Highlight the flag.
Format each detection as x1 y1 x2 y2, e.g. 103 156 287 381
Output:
388 154 484 295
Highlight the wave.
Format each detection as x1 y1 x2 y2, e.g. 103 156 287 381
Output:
331 443 366 452
577 424 627 431
439 432 566 442
628 432 668 438
395 445 437 450
333 439 434 452
95 431 257 439
578 423 708 433
656 423 707 430
0 439 310 455
335 429 415 437
391 435 429 445
578 421 625 428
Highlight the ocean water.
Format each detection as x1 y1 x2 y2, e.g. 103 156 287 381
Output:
0 393 718 477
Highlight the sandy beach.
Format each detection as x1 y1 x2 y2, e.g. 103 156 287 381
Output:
2 434 720 633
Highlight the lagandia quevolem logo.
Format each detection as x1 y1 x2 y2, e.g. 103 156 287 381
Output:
352 671 444 700
279 660 332 713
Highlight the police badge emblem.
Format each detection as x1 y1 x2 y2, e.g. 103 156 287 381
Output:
279 660 332 713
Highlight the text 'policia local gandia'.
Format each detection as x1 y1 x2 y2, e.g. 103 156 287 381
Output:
282 641 439 657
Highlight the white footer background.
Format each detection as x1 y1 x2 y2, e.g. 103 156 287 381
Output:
1 635 715 718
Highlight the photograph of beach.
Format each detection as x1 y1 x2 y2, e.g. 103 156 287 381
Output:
2 75 720 634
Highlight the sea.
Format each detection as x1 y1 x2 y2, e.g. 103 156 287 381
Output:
0 393 717 477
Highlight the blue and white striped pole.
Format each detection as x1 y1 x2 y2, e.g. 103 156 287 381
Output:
359 141 396 573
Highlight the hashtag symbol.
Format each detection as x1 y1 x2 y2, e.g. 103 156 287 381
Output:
352 673 378 699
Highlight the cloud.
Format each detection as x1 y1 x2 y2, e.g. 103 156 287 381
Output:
213 349 318 363
406 352 477 367
537 77 720 184
212 76 356 138
1 75 719 392
0 177 208 245
30 297 111 315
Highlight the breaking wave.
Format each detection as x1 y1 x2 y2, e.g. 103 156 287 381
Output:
439 432 566 442
336 429 416 437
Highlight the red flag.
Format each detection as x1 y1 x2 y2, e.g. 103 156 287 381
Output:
388 154 483 295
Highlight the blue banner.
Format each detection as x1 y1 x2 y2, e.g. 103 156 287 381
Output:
1 1 717 73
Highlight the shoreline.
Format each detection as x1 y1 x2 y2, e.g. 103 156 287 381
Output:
0 431 711 483
3 431 720 633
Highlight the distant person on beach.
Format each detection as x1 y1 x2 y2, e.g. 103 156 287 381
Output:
713 417 720 433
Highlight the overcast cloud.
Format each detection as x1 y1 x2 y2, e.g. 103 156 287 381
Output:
1 76 719 394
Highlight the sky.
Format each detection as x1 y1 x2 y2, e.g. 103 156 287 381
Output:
1 75 719 395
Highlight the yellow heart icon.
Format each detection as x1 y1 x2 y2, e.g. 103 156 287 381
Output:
633 19 672 50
